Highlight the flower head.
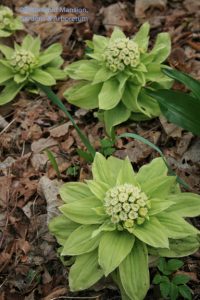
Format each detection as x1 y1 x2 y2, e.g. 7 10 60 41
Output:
0 35 66 105
11 49 37 75
104 184 149 228
105 38 140 72
64 23 173 135
49 153 200 300
0 5 24 37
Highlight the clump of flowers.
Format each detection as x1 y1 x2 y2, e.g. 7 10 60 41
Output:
0 35 66 105
49 153 200 300
11 49 37 75
104 38 140 72
64 23 173 135
104 184 150 227
0 5 24 37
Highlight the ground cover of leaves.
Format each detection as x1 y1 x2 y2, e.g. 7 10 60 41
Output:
0 0 200 299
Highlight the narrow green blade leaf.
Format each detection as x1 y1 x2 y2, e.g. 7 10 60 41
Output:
36 83 96 158
162 67 200 100
145 88 200 136
117 132 189 190
45 149 60 178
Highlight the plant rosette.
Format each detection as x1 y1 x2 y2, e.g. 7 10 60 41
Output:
49 153 200 300
0 5 24 37
64 23 173 135
0 35 66 105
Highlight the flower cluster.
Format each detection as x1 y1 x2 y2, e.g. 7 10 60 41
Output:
0 5 23 37
104 183 150 229
65 24 173 135
0 35 66 105
49 153 200 300
11 50 37 75
104 38 140 72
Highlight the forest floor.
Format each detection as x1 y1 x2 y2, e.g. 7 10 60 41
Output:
0 0 200 299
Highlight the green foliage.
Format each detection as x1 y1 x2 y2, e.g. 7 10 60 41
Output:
0 35 66 105
49 153 200 300
0 5 23 37
153 258 192 300
66 165 80 177
100 138 115 157
145 67 200 135
45 149 60 178
64 23 173 135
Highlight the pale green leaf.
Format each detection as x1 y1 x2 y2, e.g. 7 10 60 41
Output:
119 240 150 300
104 102 131 136
0 29 12 37
166 193 200 217
141 175 176 198
59 197 105 224
136 157 168 184
14 73 28 83
149 236 199 258
110 27 126 41
133 22 150 52
62 225 101 255
37 53 61 67
93 35 109 53
151 32 171 63
86 180 110 200
64 82 101 109
45 67 66 80
0 63 13 84
98 79 123 110
149 198 175 216
137 89 161 117
48 215 79 245
65 60 99 81
98 230 135 276
43 43 62 55
30 36 41 55
132 217 169 248
69 250 104 291
0 81 24 105
116 157 137 186
122 82 141 112
60 182 93 203
31 69 56 85
157 213 199 239
92 152 113 185
22 35 34 50
92 66 115 84
0 45 14 59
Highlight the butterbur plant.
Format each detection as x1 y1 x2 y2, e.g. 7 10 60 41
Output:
0 5 24 37
49 153 200 300
0 35 66 105
64 23 173 135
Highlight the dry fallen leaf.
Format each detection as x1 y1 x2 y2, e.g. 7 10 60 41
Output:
31 137 58 153
102 2 132 31
135 0 167 18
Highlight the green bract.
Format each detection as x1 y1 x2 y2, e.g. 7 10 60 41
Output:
0 5 23 37
64 23 173 135
49 153 200 300
0 35 66 105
